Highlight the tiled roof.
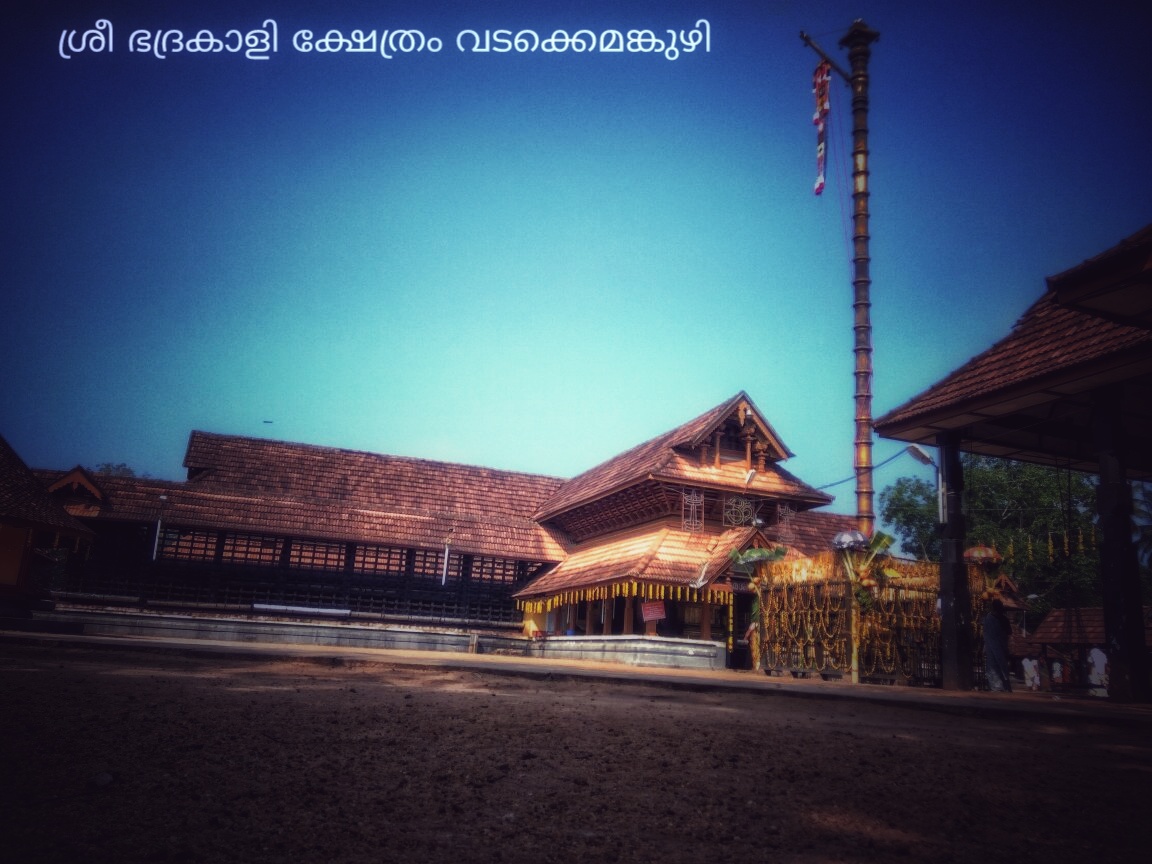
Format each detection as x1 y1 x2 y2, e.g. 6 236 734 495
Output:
1047 222 1152 328
40 432 572 562
875 225 1152 436
185 431 565 522
875 290 1152 432
1029 606 1152 648
514 524 753 598
28 395 844 572
515 509 860 599
42 472 567 563
653 452 835 500
0 436 90 534
536 392 828 521
773 509 860 556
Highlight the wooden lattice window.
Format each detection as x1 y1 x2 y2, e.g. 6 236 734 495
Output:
353 544 407 575
469 556 520 586
222 533 280 566
288 540 345 571
158 528 215 562
409 548 444 580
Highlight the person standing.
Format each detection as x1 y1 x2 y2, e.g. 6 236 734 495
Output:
1088 645 1109 697
1022 654 1040 691
982 599 1013 692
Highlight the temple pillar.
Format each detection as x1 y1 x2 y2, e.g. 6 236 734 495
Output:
1092 386 1151 702
937 431 973 690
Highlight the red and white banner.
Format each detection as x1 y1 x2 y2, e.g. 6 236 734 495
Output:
812 60 831 195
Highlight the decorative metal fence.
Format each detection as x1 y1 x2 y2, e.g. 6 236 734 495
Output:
760 578 851 677
757 553 984 687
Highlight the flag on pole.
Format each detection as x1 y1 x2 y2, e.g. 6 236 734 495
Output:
812 60 832 195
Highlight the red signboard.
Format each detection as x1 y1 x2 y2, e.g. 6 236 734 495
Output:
641 601 666 622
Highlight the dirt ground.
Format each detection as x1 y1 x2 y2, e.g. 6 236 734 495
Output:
1 643 1149 864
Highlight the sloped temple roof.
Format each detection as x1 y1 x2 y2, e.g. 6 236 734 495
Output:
43 433 570 564
513 509 859 602
535 391 830 522
33 393 857 601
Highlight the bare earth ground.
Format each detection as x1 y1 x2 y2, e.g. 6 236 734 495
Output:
2 643 1149 864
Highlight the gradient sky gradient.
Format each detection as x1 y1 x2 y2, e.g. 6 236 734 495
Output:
3 0 1150 519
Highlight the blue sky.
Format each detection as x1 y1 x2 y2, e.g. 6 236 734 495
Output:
2 0 1150 518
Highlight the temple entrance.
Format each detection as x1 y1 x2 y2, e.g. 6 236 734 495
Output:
729 591 754 670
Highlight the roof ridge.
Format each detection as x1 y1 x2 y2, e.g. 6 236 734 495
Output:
185 429 567 482
630 526 672 579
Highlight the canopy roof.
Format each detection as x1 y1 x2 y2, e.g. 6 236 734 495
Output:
515 508 858 600
875 224 1152 478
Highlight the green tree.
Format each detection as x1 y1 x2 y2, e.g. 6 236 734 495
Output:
878 476 939 560
880 455 1099 610
89 462 138 477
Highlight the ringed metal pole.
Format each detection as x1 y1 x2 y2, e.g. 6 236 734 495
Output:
840 21 880 537
802 21 880 537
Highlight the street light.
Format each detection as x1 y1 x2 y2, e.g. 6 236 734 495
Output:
830 528 868 686
905 444 944 524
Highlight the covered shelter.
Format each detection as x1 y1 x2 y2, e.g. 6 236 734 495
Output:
875 223 1152 699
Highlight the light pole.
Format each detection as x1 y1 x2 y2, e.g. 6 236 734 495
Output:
906 443 944 524
832 528 869 685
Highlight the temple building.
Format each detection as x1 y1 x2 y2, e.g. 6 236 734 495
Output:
31 392 855 665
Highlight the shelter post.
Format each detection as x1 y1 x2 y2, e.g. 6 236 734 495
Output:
938 432 974 690
1092 386 1151 701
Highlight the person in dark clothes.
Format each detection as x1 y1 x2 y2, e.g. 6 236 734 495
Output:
982 599 1013 692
